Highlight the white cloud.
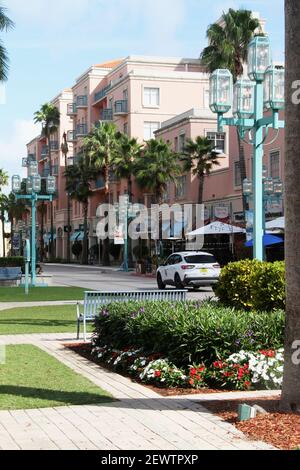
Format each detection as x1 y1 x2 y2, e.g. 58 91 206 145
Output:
0 119 40 191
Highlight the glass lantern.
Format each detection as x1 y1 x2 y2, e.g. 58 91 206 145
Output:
233 79 255 118
262 165 268 181
248 36 272 82
264 66 285 110
243 178 253 196
264 177 274 196
12 175 21 194
273 179 283 197
26 177 33 194
28 161 38 177
209 69 233 114
32 175 41 193
46 176 56 194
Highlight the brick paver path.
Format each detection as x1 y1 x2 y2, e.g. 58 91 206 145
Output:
0 333 275 450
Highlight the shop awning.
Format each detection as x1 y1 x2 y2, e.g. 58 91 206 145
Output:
43 233 56 244
187 221 246 237
245 234 283 247
70 231 85 241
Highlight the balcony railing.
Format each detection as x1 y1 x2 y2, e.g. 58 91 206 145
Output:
41 167 50 177
67 103 77 116
67 130 77 142
114 100 128 115
40 146 49 158
100 108 113 121
76 95 88 108
94 85 111 103
76 123 88 137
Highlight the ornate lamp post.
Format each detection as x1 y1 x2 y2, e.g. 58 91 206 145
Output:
61 132 71 263
209 36 285 261
12 160 56 287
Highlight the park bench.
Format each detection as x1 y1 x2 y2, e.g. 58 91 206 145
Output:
77 290 187 340
0 267 22 286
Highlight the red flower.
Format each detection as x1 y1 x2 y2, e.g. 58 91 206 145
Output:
198 367 205 373
244 381 251 389
213 361 224 369
155 370 162 378
196 375 201 381
260 350 276 358
189 379 195 386
190 368 197 376
223 372 232 378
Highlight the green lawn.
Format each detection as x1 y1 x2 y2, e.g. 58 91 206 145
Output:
0 287 90 303
0 305 94 335
0 345 113 410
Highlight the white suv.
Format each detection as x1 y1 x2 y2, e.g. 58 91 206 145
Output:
157 251 221 290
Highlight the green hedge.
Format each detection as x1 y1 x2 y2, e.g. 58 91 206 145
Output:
0 257 24 268
213 260 285 311
93 300 284 366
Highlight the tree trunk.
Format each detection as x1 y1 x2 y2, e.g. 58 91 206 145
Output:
64 153 71 264
281 0 300 412
1 215 5 257
82 202 89 265
102 165 111 266
10 216 14 256
237 131 249 215
48 137 55 260
198 174 205 205
127 177 134 268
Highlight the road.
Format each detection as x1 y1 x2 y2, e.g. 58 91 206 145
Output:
43 264 215 301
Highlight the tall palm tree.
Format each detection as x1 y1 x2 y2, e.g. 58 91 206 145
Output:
65 154 97 265
34 103 60 260
201 9 262 214
0 168 8 190
181 136 220 204
281 0 300 412
83 122 119 266
0 5 14 81
113 134 143 267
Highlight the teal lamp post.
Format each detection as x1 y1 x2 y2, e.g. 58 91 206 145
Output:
12 162 56 287
209 36 285 261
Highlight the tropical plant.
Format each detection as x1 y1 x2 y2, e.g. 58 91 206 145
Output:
1 192 28 255
83 122 120 266
201 8 262 213
134 139 181 203
34 103 60 259
65 154 97 265
181 136 220 204
281 0 300 412
0 168 8 191
0 5 14 81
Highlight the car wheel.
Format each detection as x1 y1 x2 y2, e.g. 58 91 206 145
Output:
157 273 166 290
174 273 184 289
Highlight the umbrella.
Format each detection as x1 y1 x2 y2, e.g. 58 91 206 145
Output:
265 216 285 231
187 221 246 237
245 234 283 247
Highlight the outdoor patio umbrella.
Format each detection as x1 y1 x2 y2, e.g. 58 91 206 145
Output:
265 216 285 231
187 221 246 237
245 233 283 247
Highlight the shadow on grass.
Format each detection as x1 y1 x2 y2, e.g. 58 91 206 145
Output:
0 385 114 407
0 320 74 328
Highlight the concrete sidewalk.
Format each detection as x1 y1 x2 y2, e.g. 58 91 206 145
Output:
0 333 275 451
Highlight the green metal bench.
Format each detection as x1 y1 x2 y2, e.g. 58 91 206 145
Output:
0 267 22 285
77 290 187 340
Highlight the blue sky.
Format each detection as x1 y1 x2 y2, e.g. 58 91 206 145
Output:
0 0 284 186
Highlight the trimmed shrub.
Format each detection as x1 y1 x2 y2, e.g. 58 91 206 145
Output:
0 257 24 268
214 260 285 311
93 300 284 366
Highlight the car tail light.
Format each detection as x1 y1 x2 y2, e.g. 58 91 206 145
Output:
181 265 195 270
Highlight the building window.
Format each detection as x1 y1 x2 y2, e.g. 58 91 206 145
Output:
270 150 280 179
144 121 160 141
206 131 225 152
175 175 187 199
174 136 179 152
234 161 242 187
143 87 160 107
123 88 128 100
179 133 186 153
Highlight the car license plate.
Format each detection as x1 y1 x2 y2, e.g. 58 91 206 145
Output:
200 268 208 273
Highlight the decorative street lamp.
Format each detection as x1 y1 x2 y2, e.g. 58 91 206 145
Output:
12 160 56 287
61 132 72 264
209 35 285 261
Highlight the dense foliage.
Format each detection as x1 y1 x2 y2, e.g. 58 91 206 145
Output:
93 300 284 366
214 260 285 311
0 257 24 268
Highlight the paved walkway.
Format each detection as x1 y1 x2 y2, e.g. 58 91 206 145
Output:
0 333 275 450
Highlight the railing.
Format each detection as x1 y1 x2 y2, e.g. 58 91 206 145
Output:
114 100 128 114
67 130 77 142
40 146 49 158
95 177 105 189
76 123 88 136
67 103 77 116
94 84 112 103
27 153 36 161
41 168 50 177
52 165 59 176
67 155 81 166
76 95 88 108
100 108 113 121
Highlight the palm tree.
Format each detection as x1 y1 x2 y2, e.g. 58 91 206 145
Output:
0 193 7 256
113 134 143 267
83 122 119 266
134 139 181 204
201 8 262 214
34 103 60 259
3 193 28 255
0 168 8 190
65 154 97 265
280 0 300 412
0 6 14 81
181 136 220 204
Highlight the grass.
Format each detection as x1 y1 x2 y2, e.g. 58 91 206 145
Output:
0 305 94 335
0 345 113 410
0 287 90 303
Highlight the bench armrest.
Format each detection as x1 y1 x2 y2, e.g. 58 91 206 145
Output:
76 302 83 319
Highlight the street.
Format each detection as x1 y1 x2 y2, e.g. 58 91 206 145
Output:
43 264 215 301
